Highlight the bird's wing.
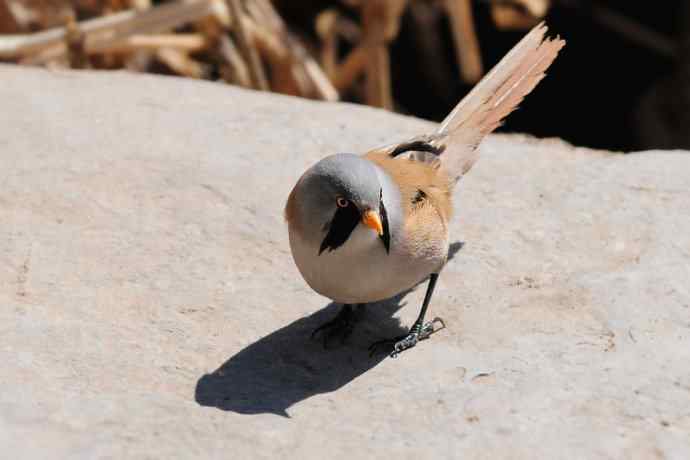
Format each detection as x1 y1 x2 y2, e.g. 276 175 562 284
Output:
365 149 454 225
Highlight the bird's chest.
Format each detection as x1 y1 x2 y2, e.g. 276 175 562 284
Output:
289 222 447 304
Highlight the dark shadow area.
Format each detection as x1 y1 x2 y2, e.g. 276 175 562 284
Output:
194 241 464 417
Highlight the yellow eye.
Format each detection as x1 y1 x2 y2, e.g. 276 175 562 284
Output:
336 197 349 208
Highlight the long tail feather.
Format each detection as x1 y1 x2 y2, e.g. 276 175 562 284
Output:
437 22 565 181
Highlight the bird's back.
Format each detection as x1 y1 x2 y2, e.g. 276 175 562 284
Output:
364 150 454 224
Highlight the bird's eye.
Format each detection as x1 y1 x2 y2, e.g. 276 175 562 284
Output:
336 197 349 208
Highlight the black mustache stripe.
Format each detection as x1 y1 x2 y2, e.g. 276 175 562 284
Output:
319 189 392 255
319 204 361 255
379 200 390 254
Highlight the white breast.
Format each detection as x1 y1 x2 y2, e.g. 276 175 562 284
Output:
289 228 443 304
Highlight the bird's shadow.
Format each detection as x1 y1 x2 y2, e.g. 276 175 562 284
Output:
194 241 464 417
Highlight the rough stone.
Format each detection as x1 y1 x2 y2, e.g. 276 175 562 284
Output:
1 65 689 459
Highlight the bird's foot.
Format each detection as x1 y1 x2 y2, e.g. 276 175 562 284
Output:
368 317 446 358
311 305 358 348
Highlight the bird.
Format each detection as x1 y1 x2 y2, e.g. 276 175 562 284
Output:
285 23 565 358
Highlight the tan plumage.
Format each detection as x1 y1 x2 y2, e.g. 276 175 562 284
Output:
365 149 454 266
364 149 453 221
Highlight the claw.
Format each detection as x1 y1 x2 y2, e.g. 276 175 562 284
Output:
369 317 447 358
418 317 445 341
390 333 419 358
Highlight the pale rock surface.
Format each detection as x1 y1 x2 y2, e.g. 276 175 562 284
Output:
1 65 689 459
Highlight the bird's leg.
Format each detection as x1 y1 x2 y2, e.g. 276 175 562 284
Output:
407 273 444 341
311 303 363 347
369 274 446 358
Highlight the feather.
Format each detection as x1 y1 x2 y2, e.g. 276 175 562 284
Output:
365 149 454 223
436 22 565 182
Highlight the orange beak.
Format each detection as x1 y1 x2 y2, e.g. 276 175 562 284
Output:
361 209 383 236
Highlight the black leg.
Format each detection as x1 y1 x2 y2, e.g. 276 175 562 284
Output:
411 273 438 333
311 303 362 347
369 273 446 358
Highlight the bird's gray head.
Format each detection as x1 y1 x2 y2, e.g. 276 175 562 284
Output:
303 153 381 209
295 153 390 254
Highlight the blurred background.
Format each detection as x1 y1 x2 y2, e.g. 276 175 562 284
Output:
1 0 687 151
